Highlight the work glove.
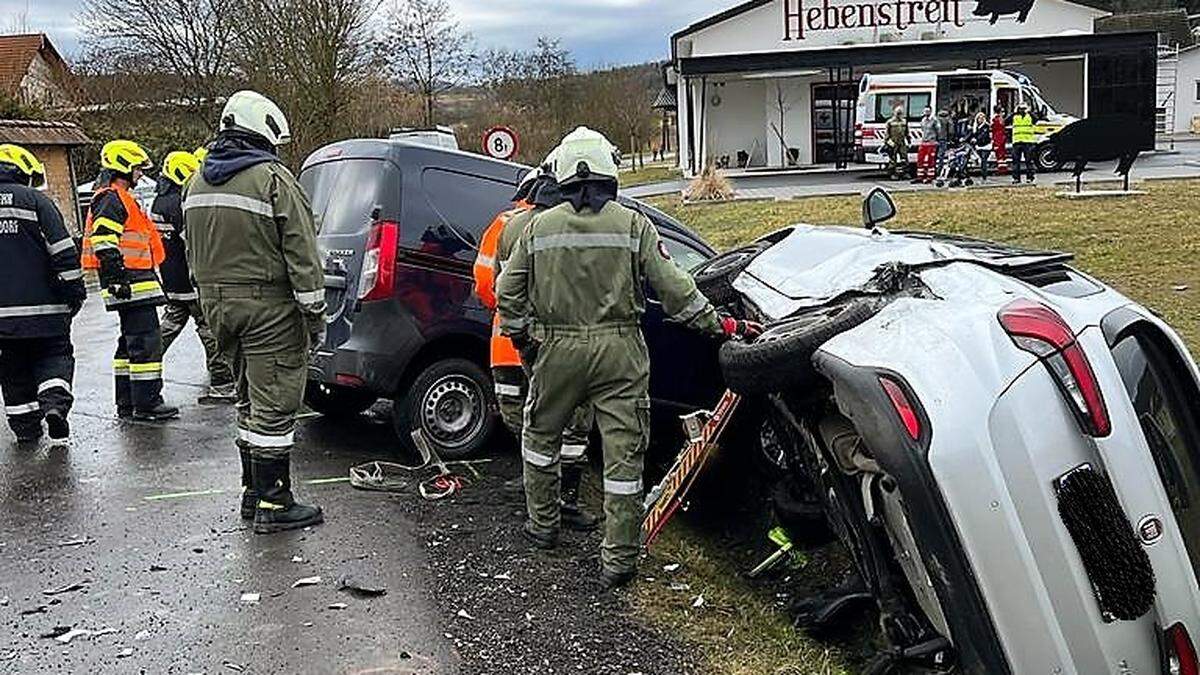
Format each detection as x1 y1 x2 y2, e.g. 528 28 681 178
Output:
304 313 327 353
97 250 128 291
721 315 765 342
511 332 541 366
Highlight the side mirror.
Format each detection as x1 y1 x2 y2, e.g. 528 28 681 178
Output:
863 187 897 229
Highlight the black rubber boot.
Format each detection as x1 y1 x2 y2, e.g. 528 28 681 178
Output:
133 403 180 421
251 455 324 534
599 566 637 591
560 463 600 531
521 520 558 550
239 449 256 520
45 411 69 444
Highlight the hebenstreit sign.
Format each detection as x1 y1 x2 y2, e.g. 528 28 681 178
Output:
681 0 1107 57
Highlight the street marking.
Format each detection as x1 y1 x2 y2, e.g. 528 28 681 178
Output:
142 477 351 501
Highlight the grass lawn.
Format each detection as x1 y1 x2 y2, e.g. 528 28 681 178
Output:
631 179 1200 674
619 164 683 189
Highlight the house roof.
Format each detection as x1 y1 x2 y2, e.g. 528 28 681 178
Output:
0 119 90 147
0 34 69 99
1096 9 1195 47
651 86 678 110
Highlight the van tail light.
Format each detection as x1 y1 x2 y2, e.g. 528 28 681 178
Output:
854 122 864 147
999 299 1111 437
880 374 922 441
1166 623 1199 675
358 220 399 302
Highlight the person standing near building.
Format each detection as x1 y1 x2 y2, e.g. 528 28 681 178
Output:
884 106 908 181
183 90 325 534
1011 102 1037 184
991 105 1009 177
82 140 179 421
934 109 953 182
0 144 85 445
496 127 762 590
473 163 598 531
152 150 236 402
969 111 992 183
914 106 938 184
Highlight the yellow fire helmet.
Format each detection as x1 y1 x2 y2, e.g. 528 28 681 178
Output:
0 143 45 186
193 145 209 163
101 139 153 174
162 150 201 186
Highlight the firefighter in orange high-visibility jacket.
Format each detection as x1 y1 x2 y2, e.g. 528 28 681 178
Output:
82 140 179 421
473 160 599 531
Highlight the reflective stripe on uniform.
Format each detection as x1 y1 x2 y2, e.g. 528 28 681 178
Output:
101 280 165 304
294 289 324 305
530 233 640 253
38 378 71 394
91 233 120 251
92 216 125 234
5 401 39 415
560 443 587 459
166 291 199 302
184 193 273 218
0 207 36 221
522 445 558 467
475 254 495 269
670 292 710 324
604 477 642 495
0 303 69 317
494 383 521 397
58 269 84 282
113 358 130 375
46 238 75 255
129 362 163 381
238 427 294 447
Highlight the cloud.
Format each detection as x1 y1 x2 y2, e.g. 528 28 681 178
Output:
16 0 735 66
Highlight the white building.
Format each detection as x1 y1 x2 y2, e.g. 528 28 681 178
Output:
1175 45 1200 135
669 0 1159 175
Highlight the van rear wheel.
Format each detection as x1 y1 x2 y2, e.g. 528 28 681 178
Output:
394 358 496 460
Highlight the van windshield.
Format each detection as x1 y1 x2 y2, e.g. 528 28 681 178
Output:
871 92 931 122
299 158 398 236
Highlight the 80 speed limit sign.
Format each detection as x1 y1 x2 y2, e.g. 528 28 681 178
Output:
482 126 519 160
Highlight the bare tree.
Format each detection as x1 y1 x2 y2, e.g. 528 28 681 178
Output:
772 81 795 167
382 0 474 126
2 2 31 34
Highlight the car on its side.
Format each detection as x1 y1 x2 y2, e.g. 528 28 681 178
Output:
704 189 1200 674
299 139 723 458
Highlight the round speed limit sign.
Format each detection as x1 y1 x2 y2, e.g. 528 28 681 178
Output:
482 126 519 161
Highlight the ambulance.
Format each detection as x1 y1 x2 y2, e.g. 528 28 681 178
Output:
856 69 1077 172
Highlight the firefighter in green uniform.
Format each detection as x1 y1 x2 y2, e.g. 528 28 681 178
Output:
885 106 909 180
496 127 762 589
183 90 326 534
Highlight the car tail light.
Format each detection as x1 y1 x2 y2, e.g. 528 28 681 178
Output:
999 299 1111 437
1166 623 1199 675
358 220 399 302
880 375 922 441
335 373 365 388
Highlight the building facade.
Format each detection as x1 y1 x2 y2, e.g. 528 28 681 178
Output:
0 34 73 110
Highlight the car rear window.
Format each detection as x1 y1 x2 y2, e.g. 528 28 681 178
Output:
1112 328 1200 580
299 158 398 236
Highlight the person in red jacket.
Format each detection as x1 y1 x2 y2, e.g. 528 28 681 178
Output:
991 106 1009 176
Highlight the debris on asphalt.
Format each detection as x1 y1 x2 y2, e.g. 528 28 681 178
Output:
149 564 169 572
0 595 8 606
240 593 261 604
290 555 305 563
292 576 322 588
56 537 94 548
54 627 117 644
42 580 88 596
493 572 511 581
327 603 348 610
39 626 71 640
337 576 387 598
223 661 246 672
1174 284 1189 292
456 609 475 621
134 630 151 641
117 647 134 658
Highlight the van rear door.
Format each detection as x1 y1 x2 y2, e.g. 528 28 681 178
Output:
299 157 401 350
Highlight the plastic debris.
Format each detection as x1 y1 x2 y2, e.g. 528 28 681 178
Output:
290 556 305 563
327 603 349 611
56 537 93 548
338 576 387 598
223 661 245 672
240 593 261 604
39 626 71 640
292 576 322 588
1174 284 1189 292
55 628 116 644
134 630 152 641
455 609 474 620
149 565 169 572
43 580 88 596
493 572 512 581
669 582 691 592
691 595 705 608
117 647 135 658
662 563 681 573
0 596 8 606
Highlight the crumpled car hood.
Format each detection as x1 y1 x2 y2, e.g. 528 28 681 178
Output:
732 225 1065 320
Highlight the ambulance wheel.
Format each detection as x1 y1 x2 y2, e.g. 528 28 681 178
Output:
1035 143 1063 173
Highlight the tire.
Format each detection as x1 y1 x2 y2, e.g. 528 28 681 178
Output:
1034 142 1062 173
771 478 835 546
719 300 879 395
692 242 770 307
393 358 497 460
304 382 377 419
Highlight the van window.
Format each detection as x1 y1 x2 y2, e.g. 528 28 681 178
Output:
421 168 516 246
299 159 399 236
1112 329 1200 581
872 92 931 122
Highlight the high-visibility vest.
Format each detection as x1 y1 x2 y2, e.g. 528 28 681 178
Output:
82 185 165 270
1012 114 1036 144
474 204 529 368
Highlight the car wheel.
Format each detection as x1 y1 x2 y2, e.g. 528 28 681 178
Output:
304 382 377 419
1034 142 1062 173
719 300 879 395
393 358 496 460
692 242 770 307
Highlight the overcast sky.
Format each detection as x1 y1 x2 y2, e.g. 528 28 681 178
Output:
2 0 735 67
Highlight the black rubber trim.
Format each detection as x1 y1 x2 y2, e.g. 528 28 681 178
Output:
1101 304 1146 347
813 353 1011 675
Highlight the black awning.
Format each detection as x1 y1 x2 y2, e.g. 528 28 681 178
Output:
678 31 1158 76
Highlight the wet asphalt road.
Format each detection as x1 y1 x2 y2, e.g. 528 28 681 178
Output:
0 301 459 674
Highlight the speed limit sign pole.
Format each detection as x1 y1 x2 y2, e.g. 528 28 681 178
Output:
482 126 519 161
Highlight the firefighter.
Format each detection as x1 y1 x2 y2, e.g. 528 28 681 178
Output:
83 140 178 421
183 90 325 534
496 127 762 589
884 106 908 180
151 150 236 402
0 144 85 444
1011 102 1037 184
473 162 598 531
